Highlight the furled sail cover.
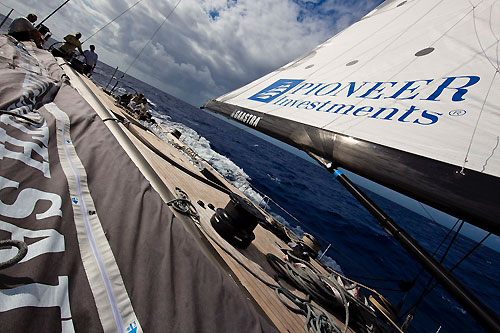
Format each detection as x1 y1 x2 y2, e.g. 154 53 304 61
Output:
204 0 500 236
0 36 274 332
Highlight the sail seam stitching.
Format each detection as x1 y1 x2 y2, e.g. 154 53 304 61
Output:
471 0 499 72
481 136 499 172
46 102 141 333
489 0 500 68
461 70 497 171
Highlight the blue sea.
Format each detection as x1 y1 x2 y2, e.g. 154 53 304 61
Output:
91 62 499 333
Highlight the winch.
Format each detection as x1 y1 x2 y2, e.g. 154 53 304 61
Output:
210 193 265 249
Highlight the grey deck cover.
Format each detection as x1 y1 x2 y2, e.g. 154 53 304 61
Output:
0 35 274 332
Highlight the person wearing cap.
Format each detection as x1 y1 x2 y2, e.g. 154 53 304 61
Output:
83 44 98 77
8 13 44 48
59 32 83 58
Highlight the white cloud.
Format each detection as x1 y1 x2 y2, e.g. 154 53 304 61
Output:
1 0 382 105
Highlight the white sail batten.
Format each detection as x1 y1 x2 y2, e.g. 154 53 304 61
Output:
204 0 500 235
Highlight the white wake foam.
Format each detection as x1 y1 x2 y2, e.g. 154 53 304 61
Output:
147 109 342 271
149 111 264 204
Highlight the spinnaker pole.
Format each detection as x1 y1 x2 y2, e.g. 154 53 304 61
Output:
328 167 500 332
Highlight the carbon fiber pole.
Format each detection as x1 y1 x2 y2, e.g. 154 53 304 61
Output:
330 168 500 332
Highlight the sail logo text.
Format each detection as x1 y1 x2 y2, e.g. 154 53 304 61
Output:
248 79 304 103
230 110 262 127
0 113 74 330
248 76 480 125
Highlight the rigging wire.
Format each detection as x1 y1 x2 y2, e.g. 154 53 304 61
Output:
488 0 500 68
122 118 233 195
81 0 144 44
434 219 463 258
398 223 491 323
252 187 380 277
481 135 499 172
409 220 465 305
417 202 440 225
461 70 498 173
427 231 492 294
122 0 183 76
470 0 499 72
36 0 71 29
142 118 404 291
0 1 22 15
406 218 463 284
349 215 465 299
327 267 406 295
388 218 463 324
439 220 465 263
337 273 415 293
459 0 500 172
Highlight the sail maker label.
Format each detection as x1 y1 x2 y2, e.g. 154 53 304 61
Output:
248 76 480 125
230 110 262 127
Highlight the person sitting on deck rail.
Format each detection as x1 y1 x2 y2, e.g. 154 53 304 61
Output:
83 44 98 77
8 13 44 48
52 32 83 59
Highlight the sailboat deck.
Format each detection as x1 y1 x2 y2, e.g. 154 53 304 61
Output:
77 74 352 332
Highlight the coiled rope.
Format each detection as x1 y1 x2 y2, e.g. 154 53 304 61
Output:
168 187 345 333
0 240 28 270
167 187 200 220
251 184 409 291
267 253 349 333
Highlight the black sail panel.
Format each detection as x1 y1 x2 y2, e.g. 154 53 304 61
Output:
203 99 500 236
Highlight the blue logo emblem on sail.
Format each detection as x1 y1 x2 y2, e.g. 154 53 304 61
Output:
126 321 137 333
248 79 304 103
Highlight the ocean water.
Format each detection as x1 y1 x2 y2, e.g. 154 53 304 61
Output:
91 63 500 333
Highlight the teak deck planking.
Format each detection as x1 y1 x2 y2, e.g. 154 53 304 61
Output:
80 75 351 333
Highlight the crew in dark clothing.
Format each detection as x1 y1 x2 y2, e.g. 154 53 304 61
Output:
8 13 44 48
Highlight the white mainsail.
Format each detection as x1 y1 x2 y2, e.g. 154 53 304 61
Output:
204 0 500 236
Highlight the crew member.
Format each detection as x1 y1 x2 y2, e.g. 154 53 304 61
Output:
83 45 98 77
56 32 83 59
7 13 44 48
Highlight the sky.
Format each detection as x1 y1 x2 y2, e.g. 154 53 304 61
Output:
0 0 384 106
